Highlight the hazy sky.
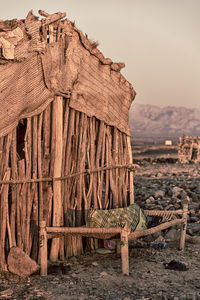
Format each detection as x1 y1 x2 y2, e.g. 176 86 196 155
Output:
1 0 200 109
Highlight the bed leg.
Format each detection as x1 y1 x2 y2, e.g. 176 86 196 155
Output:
179 200 188 251
120 223 129 275
39 221 47 276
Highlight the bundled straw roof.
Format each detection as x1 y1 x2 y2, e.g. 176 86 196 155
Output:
0 10 136 137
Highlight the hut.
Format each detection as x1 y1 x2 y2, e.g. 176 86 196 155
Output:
0 10 136 270
178 136 200 163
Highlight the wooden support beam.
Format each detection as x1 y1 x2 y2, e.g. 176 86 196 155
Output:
50 96 63 261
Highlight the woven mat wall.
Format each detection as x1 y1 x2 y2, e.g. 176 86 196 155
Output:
0 14 135 137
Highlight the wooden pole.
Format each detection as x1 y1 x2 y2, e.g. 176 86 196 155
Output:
50 96 63 261
38 113 44 224
6 169 12 248
179 200 188 251
127 136 134 204
24 118 32 254
17 159 25 249
43 104 51 226
10 129 17 247
0 168 10 270
120 223 130 276
113 128 119 208
118 132 123 207
98 122 106 209
122 135 128 206
90 118 97 208
39 221 47 276
31 116 39 260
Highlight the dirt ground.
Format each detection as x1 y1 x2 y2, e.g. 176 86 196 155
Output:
0 161 200 300
0 242 199 300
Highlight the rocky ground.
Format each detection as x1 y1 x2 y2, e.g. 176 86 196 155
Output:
0 161 200 300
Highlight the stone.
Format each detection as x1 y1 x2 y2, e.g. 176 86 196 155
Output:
190 192 199 203
154 190 165 199
166 186 173 196
190 216 199 222
178 190 187 200
7 247 39 277
152 231 162 240
164 228 180 242
172 186 184 197
153 235 165 243
189 203 199 210
156 172 162 178
145 196 155 203
186 236 200 245
100 271 108 276
92 261 99 266
187 223 200 233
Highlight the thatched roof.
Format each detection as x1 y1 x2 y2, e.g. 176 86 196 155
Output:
0 10 136 137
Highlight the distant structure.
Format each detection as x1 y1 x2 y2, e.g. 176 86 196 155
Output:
165 140 172 146
178 136 200 163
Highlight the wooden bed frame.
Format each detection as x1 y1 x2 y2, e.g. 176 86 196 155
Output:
39 200 188 276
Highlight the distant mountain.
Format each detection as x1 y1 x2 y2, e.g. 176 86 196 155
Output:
129 104 200 139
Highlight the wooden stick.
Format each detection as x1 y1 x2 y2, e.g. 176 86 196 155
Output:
129 218 183 240
61 100 69 204
39 221 47 276
64 108 75 232
50 96 63 261
96 121 104 209
0 133 12 179
43 104 51 226
18 159 25 249
24 118 32 254
6 169 12 248
47 226 121 235
70 111 79 226
127 136 134 204
86 118 93 208
120 223 130 275
76 112 85 225
122 134 128 206
98 122 106 209
38 113 44 225
118 132 123 207
60 101 69 260
179 201 188 251
0 137 4 176
107 127 118 208
90 118 97 208
0 164 138 185
31 116 39 260
81 114 88 221
38 10 50 17
62 103 71 256
104 128 109 208
0 168 10 270
10 128 17 247
113 128 119 208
